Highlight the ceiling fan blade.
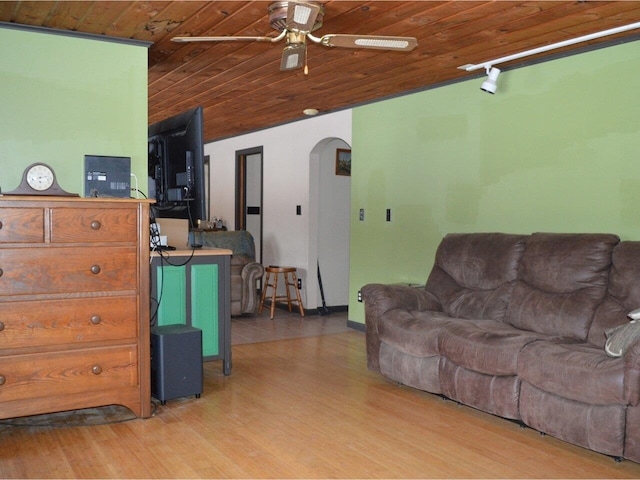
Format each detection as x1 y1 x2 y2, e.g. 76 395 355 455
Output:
172 31 286 44
315 34 418 51
286 1 321 33
280 42 306 71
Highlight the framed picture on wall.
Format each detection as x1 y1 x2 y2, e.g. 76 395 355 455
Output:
336 148 351 176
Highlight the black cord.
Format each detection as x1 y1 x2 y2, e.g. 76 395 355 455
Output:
149 254 162 327
149 226 198 327
132 189 148 199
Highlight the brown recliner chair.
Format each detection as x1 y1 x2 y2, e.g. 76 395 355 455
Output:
189 230 264 316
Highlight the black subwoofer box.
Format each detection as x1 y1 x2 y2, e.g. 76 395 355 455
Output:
151 324 203 404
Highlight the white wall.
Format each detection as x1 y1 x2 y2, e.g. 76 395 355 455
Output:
205 110 352 310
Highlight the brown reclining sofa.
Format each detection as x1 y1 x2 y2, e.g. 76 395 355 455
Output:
362 232 640 462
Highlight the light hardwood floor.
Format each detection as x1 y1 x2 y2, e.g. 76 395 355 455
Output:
3 328 640 478
231 309 351 345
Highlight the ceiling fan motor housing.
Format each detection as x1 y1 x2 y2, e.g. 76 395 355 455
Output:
268 1 324 32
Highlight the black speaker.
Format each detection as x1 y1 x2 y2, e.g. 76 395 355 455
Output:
151 324 203 405
83 155 131 198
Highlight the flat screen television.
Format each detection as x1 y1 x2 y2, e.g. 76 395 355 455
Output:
148 106 206 227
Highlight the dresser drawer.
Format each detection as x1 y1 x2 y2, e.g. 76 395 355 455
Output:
0 296 137 349
0 208 44 243
51 207 137 243
0 345 138 403
0 246 137 295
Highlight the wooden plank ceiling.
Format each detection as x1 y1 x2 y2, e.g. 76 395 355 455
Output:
2 1 640 142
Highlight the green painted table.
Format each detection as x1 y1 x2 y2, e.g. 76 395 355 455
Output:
150 248 232 375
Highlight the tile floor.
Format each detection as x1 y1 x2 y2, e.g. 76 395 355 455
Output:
231 307 351 345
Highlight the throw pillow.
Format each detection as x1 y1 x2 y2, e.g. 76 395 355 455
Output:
605 320 640 357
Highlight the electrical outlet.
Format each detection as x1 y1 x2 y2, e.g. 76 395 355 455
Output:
297 278 302 289
359 209 365 221
358 290 362 302
386 209 392 222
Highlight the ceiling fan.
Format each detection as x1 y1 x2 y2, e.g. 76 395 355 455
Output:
171 1 418 73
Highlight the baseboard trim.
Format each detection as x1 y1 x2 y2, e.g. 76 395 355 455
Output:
347 320 365 332
271 304 349 316
263 303 365 332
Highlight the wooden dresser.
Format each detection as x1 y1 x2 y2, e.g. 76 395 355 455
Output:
0 196 152 419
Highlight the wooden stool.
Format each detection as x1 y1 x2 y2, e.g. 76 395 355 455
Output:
259 266 305 319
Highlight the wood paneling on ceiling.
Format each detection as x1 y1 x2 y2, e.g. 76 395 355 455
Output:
2 1 639 142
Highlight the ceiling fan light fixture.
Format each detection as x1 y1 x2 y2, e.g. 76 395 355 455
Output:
303 108 319 116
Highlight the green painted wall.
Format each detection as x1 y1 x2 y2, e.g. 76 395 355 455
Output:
349 40 640 325
0 26 148 196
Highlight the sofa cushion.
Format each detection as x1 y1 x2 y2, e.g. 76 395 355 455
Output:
505 282 609 340
519 382 625 458
378 309 452 357
440 358 521 420
425 233 526 320
438 319 551 376
505 233 619 340
379 344 442 393
518 340 624 405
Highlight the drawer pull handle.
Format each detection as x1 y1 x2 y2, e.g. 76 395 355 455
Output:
90 221 101 230
0 268 3 277
90 316 101 325
90 265 101 275
0 220 3 230
0 322 4 332
91 365 102 375
0 375 5 386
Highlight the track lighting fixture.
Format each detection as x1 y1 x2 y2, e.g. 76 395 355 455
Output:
458 21 640 74
481 67 500 94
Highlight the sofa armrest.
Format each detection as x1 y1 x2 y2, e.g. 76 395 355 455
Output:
241 261 265 314
361 283 440 314
361 283 441 372
624 340 640 406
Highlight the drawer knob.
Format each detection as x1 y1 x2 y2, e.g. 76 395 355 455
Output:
90 265 101 275
0 220 3 230
0 268 3 277
90 220 101 230
0 375 5 386
91 365 102 375
90 315 101 325
0 322 4 331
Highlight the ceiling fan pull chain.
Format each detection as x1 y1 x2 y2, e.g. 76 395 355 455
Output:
304 41 309 75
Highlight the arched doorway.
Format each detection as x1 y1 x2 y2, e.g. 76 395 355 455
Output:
308 137 351 311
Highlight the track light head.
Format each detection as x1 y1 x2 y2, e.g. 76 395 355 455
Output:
481 66 501 94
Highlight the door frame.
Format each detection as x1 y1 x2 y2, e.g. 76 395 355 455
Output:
235 146 263 263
